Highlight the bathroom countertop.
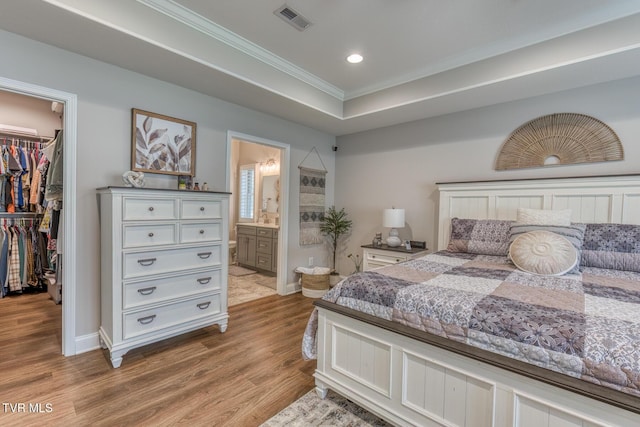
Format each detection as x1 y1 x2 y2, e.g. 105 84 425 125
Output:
237 222 280 229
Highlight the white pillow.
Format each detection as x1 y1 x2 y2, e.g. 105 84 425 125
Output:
516 208 572 226
509 230 577 276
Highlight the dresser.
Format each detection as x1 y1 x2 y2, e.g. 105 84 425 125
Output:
236 224 278 273
98 187 230 368
361 244 429 271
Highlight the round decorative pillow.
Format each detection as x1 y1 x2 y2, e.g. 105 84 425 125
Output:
509 230 577 276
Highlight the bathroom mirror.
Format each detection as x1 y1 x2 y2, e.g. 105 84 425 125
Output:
261 175 279 213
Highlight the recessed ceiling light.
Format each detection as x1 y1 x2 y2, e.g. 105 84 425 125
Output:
346 53 363 64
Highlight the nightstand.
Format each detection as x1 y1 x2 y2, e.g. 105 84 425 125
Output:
361 244 429 271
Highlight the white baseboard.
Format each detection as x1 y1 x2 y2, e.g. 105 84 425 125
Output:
75 332 101 355
286 281 302 295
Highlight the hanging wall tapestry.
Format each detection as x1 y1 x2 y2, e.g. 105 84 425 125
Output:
495 113 623 170
299 166 326 245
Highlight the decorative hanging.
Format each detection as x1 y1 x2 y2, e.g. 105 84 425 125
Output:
298 147 328 246
495 113 623 170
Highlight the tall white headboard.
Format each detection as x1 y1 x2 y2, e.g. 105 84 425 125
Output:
437 175 640 250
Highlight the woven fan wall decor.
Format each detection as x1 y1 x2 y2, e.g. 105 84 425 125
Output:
495 113 623 170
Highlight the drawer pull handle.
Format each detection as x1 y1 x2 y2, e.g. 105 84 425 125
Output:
137 258 157 266
197 277 212 284
137 315 156 325
197 252 212 259
372 255 376 259
197 302 211 310
137 286 157 295
199 229 205 234
148 232 154 237
396 259 401 262
148 206 154 212
200 206 205 211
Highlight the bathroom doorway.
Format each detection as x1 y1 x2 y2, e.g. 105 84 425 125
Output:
226 131 290 297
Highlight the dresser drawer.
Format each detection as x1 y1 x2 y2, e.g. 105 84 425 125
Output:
365 251 409 265
123 245 221 279
123 269 222 310
123 198 177 221
256 236 272 254
181 199 222 219
123 223 177 248
180 222 222 244
123 294 221 340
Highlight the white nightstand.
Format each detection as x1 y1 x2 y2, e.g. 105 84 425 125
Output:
361 244 429 271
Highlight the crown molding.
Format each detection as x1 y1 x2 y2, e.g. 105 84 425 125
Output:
138 0 345 101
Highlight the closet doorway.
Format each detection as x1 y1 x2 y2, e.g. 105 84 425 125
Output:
226 131 290 296
0 77 77 357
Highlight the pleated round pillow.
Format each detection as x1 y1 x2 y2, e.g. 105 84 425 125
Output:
509 230 577 276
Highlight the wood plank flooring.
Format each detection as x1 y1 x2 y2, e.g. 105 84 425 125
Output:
0 291 317 426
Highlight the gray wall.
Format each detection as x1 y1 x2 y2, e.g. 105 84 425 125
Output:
335 76 640 276
0 29 336 339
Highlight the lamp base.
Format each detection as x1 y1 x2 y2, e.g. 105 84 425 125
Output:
386 228 401 247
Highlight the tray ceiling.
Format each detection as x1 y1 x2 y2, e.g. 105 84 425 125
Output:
1 0 640 135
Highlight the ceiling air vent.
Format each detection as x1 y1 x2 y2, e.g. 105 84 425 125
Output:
274 5 312 31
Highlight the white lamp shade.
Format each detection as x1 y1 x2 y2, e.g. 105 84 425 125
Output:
383 208 405 228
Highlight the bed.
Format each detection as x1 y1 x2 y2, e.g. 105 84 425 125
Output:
302 175 640 427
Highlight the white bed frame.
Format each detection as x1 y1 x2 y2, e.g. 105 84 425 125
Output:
314 175 640 427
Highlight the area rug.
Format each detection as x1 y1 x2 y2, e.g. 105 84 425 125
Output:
229 265 257 276
261 389 391 426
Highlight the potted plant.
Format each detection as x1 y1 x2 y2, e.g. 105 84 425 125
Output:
320 206 353 276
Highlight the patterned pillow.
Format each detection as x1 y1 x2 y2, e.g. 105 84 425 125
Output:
516 208 572 226
581 223 640 272
508 223 586 274
509 230 578 276
447 218 513 256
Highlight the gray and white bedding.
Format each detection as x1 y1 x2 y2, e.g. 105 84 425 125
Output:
302 249 640 397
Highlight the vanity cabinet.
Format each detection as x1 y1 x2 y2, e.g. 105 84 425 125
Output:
236 225 257 267
98 187 230 368
272 231 278 272
237 225 278 273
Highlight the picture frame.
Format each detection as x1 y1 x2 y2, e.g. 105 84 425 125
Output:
131 108 196 176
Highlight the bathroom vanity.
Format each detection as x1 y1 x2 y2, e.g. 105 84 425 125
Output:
236 223 278 273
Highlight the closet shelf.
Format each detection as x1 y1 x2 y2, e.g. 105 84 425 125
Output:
0 131 54 142
0 212 44 218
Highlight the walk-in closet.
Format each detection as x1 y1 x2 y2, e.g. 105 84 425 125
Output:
0 89 64 351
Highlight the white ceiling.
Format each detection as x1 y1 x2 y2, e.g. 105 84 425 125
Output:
2 0 640 136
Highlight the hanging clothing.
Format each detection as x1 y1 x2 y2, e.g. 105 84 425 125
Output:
0 135 59 298
44 130 63 202
7 227 21 292
0 227 7 297
0 219 48 297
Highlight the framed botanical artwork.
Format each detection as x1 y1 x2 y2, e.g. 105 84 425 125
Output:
131 108 196 176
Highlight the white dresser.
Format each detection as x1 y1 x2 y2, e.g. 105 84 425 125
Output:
98 187 230 368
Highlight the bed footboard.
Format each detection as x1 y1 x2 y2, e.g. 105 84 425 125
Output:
314 306 640 427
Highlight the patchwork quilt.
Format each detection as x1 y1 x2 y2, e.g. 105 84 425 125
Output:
302 251 640 397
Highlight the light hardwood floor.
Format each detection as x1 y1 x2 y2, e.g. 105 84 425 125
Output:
0 291 317 426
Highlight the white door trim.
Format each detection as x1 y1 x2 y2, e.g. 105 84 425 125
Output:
226 131 290 295
0 76 77 356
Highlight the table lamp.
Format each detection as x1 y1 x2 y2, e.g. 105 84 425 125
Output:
383 208 405 247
